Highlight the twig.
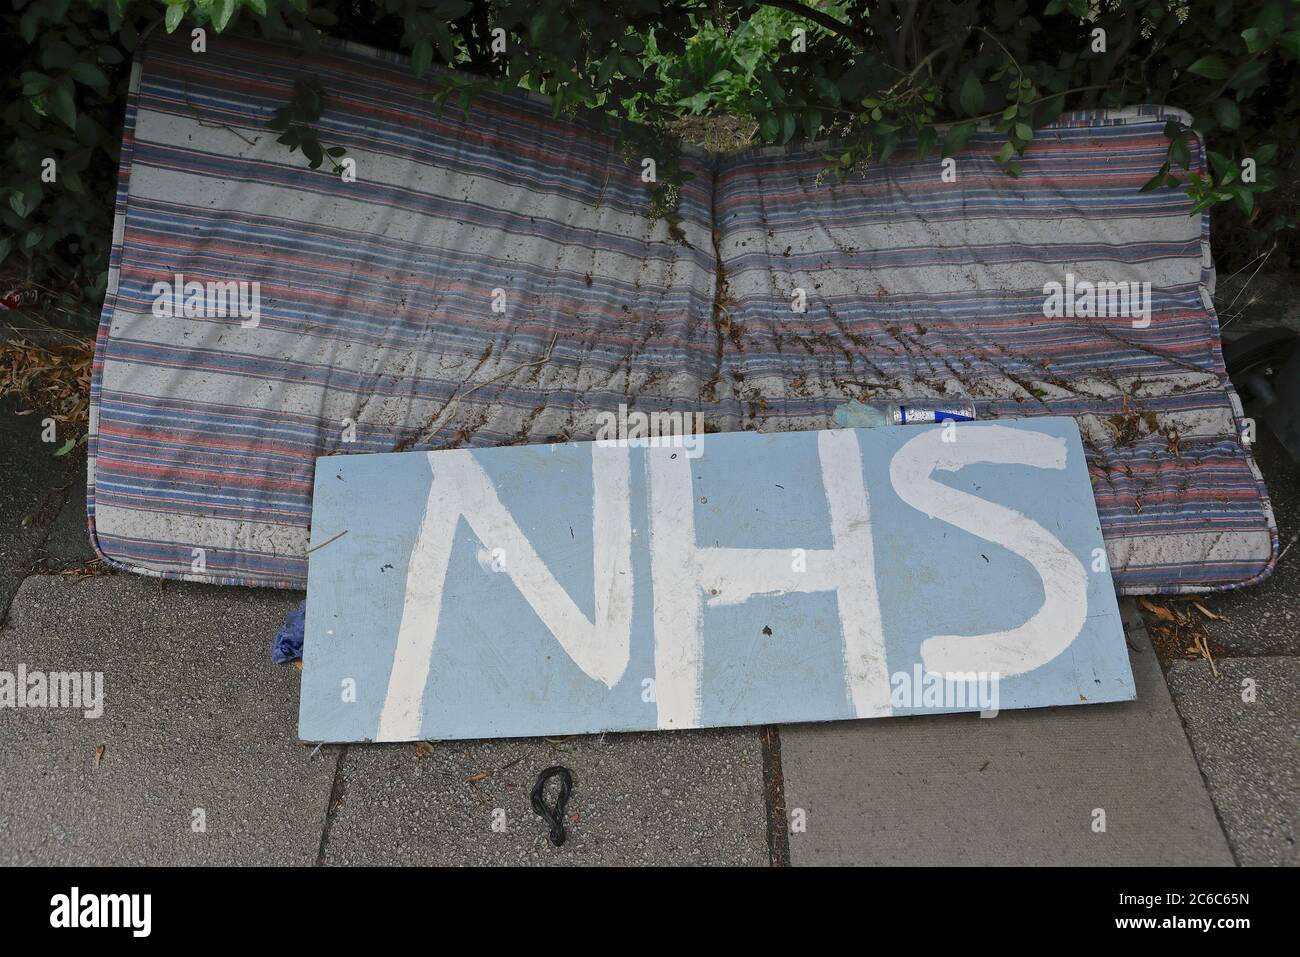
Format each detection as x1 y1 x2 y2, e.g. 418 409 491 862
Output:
1219 242 1276 328
420 332 560 442
306 528 348 553
184 82 259 147
1276 528 1300 565
754 0 869 46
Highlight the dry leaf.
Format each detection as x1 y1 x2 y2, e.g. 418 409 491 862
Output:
0 338 94 432
1139 597 1176 622
1191 600 1222 621
94 744 105 768
414 741 434 759
466 770 489 783
1193 634 1219 677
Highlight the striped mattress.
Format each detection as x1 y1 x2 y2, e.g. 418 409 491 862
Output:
89 31 1277 594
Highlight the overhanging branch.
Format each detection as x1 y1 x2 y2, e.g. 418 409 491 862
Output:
753 0 870 47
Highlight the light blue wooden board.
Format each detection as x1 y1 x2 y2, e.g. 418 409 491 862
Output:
299 417 1133 741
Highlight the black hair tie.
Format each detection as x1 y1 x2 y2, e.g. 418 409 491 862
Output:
531 765 574 847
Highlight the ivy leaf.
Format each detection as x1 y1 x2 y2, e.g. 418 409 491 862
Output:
1228 59 1267 90
959 71 984 116
212 0 238 33
1240 27 1268 53
411 37 432 77
165 3 185 34
617 54 643 80
942 122 975 156
1140 162 1171 192
42 40 78 70
302 136 324 169
757 68 785 106
1206 150 1234 180
1256 0 1286 37
915 125 937 160
70 62 109 92
21 71 51 96
594 54 619 87
877 132 898 164
528 12 548 46
430 22 455 62
296 81 321 119
1036 94 1067 127
1186 56 1228 80
1233 185 1255 215
48 76 77 130
837 57 873 101
1169 136 1191 169
1214 98 1240 130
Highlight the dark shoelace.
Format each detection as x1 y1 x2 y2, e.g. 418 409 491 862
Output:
530 765 574 847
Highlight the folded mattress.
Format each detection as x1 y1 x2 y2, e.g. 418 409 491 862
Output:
88 31 1277 594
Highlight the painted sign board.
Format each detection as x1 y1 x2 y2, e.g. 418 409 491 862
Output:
299 418 1133 742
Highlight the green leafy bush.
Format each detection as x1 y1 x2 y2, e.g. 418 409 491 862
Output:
3 0 1297 328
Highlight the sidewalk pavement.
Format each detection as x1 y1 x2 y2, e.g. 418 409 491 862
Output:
0 574 769 866
779 601 1233 866
1 432 1295 865
0 398 73 617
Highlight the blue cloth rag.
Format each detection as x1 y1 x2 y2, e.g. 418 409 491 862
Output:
272 600 306 663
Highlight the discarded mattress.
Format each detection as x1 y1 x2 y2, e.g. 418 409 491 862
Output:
88 31 1277 595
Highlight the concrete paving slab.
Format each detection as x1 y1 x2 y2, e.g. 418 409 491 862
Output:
1166 656 1299 866
321 730 770 865
0 399 72 616
778 599 1234 865
1197 427 1300 657
40 475 97 567
0 574 330 865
